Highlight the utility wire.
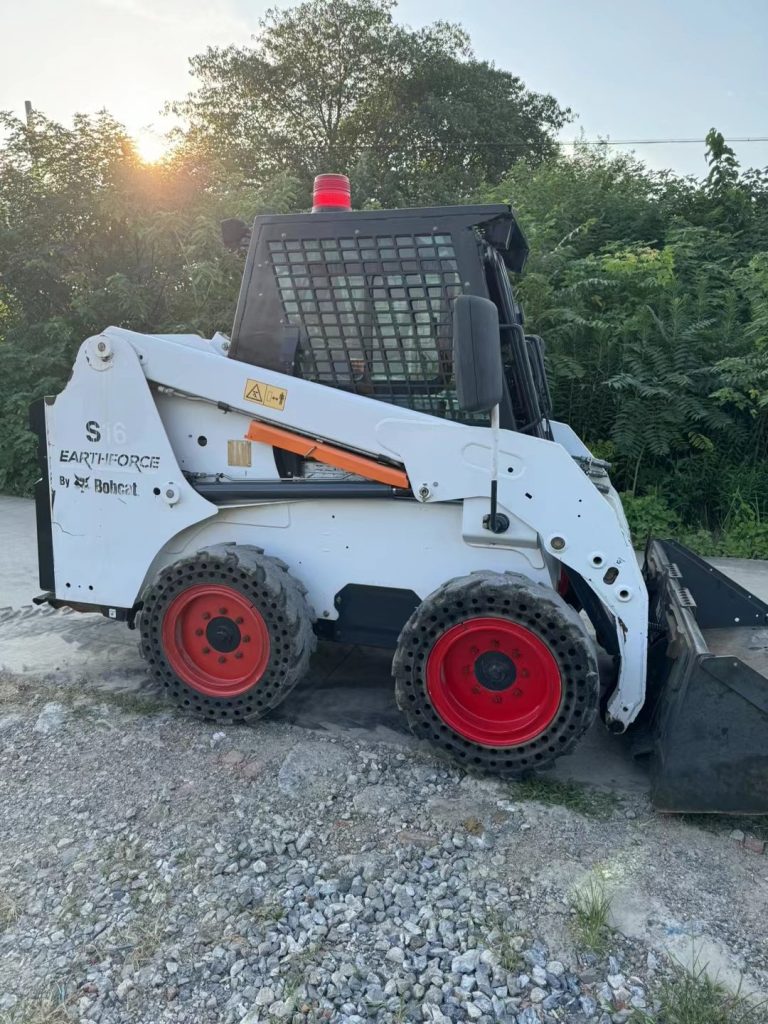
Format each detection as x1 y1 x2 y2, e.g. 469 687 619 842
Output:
558 137 768 146
354 137 768 152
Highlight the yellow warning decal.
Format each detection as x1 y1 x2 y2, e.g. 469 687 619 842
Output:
244 378 288 411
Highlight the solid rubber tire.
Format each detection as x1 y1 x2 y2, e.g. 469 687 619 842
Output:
138 543 316 722
393 571 599 775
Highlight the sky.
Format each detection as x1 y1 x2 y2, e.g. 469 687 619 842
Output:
1 0 766 178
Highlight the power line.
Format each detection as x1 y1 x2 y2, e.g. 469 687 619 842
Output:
357 136 768 152
558 137 768 146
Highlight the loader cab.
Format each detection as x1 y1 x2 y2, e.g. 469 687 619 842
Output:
227 177 552 438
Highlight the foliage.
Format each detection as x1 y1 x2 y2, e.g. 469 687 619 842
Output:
1 0 768 557
486 136 768 551
171 0 570 206
620 491 683 545
0 109 299 492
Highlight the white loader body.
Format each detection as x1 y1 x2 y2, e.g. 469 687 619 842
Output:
40 325 647 728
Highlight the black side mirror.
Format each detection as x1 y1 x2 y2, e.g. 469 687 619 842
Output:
452 294 503 412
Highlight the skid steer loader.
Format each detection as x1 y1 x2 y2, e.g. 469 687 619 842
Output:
29 174 768 812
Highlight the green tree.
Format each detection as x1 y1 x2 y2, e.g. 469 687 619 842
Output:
172 0 570 206
481 141 768 544
2 52 768 557
703 127 749 230
0 109 299 493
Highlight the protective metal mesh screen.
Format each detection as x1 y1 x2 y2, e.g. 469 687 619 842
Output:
268 231 469 418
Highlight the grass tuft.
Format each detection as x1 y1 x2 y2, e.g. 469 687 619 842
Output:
570 876 612 953
102 691 165 716
0 890 20 929
484 910 526 972
124 909 167 968
635 957 768 1024
253 899 285 926
280 941 326 993
495 931 524 973
99 835 147 880
511 777 618 819
60 685 164 719
681 813 768 844
0 989 72 1024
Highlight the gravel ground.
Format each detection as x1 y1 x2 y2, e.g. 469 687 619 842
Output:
2 667 768 1024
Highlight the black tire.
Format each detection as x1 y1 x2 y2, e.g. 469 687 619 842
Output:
138 543 316 722
393 571 599 775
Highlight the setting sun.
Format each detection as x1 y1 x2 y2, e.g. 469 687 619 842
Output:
133 128 168 164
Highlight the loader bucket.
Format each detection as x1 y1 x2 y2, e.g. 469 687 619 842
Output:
643 539 768 814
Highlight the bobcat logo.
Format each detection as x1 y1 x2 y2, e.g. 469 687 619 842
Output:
74 474 90 492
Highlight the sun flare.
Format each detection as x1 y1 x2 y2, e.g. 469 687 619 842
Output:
134 129 168 164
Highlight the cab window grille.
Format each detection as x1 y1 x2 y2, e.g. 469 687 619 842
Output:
268 231 476 420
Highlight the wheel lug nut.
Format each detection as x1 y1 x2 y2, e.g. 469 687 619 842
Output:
242 635 251 643
235 652 244 660
202 647 210 654
236 617 244 625
471 686 480 694
202 612 211 620
219 607 228 615
195 628 203 636
218 656 227 664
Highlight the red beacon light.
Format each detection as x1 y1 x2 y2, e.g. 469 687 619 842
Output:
312 173 351 213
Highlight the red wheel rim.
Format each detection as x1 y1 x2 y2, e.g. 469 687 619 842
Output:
161 584 270 697
426 617 562 747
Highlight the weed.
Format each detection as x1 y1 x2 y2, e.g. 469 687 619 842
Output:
274 976 304 1019
173 847 199 869
496 932 524 972
485 911 526 972
56 892 81 924
681 814 768 844
107 886 171 969
0 671 32 705
253 899 285 926
66 703 95 721
55 879 96 925
511 777 618 819
60 685 163 719
123 907 167 968
281 941 325 991
462 816 485 836
570 876 612 953
635 956 768 1024
391 998 409 1023
102 691 164 716
0 988 72 1024
99 836 147 878
0 890 20 929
